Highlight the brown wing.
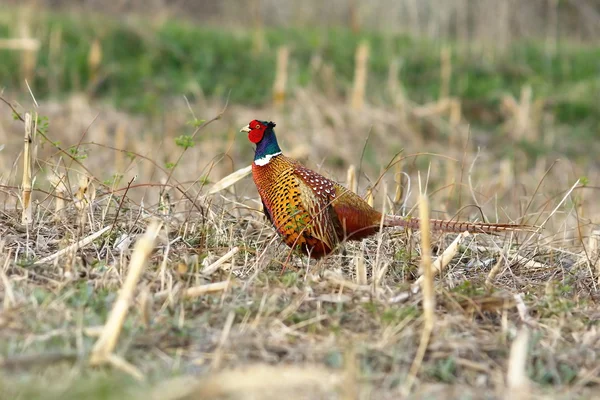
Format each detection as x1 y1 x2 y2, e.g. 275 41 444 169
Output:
330 183 383 240
291 164 342 255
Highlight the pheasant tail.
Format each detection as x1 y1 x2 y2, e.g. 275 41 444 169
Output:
383 215 534 234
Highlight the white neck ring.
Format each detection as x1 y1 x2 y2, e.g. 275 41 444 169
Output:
254 152 281 166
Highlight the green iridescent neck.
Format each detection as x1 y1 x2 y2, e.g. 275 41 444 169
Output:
254 127 282 166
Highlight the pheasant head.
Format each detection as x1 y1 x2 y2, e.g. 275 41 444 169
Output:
240 120 282 166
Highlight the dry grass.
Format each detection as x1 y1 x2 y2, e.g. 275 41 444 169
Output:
0 85 599 399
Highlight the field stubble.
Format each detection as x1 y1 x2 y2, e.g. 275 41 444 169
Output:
0 86 600 399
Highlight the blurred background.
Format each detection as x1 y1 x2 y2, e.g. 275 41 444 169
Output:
0 0 598 234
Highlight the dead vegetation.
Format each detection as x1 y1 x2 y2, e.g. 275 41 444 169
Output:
0 83 599 399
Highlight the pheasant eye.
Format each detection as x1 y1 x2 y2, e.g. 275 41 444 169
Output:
255 124 260 129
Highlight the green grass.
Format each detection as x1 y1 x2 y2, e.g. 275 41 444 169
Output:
1 371 144 400
0 9 598 135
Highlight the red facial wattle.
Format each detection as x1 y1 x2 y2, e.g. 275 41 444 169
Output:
248 128 264 143
248 120 266 143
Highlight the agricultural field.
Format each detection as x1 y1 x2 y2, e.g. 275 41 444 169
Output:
1 2 599 399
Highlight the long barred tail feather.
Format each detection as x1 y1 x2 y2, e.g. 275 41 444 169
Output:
383 215 536 234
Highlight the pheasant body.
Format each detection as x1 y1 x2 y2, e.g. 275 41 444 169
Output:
252 154 382 258
242 120 528 259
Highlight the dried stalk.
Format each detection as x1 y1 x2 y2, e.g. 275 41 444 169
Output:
74 175 95 229
411 231 471 293
505 327 530 400
273 46 289 107
354 244 367 285
34 225 111 265
201 247 239 276
208 148 309 195
393 160 403 204
439 46 452 100
18 13 38 87
0 38 40 51
485 256 505 289
88 38 102 83
21 112 36 225
403 194 435 395
346 164 357 194
48 171 68 219
418 194 435 327
154 281 230 301
590 230 600 285
365 187 373 207
208 165 252 195
90 220 162 367
350 42 369 110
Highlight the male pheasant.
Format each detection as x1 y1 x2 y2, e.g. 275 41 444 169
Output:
241 120 528 259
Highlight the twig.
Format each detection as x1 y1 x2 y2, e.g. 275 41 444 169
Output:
201 247 239 276
154 281 230 301
513 254 551 269
467 147 482 210
105 175 137 244
163 100 229 189
411 231 471 293
324 270 379 293
523 179 580 247
485 256 505 289
34 225 111 265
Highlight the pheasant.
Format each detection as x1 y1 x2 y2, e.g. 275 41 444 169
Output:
241 120 529 259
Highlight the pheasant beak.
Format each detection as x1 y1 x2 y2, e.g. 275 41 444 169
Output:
240 124 251 133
